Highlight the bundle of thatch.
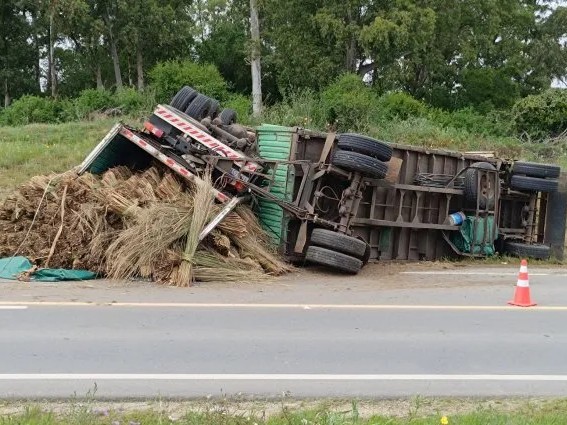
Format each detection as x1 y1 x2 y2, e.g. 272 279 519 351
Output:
0 164 291 285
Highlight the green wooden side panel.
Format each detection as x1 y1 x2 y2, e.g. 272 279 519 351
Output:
256 124 294 243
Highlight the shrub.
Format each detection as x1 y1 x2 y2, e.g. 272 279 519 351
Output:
149 60 229 104
262 90 324 128
429 107 514 138
513 89 567 140
0 95 65 126
320 73 377 131
114 87 154 115
223 94 252 124
377 92 428 120
73 89 117 120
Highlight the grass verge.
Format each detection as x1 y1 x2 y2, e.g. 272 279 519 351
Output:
0 119 123 200
2 399 567 425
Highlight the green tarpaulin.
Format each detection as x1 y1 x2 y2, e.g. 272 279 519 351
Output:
0 257 97 282
452 215 497 256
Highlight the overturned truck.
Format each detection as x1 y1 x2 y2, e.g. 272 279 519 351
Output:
81 86 567 274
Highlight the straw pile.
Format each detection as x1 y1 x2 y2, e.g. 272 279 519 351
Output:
0 165 291 285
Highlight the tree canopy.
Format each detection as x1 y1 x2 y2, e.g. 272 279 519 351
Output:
1 0 566 110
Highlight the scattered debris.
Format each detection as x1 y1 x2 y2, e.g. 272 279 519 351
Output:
0 164 291 285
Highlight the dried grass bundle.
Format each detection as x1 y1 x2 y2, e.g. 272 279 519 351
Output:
172 177 215 286
105 204 192 280
0 162 291 284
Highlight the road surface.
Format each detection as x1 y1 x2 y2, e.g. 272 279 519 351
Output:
1 264 567 398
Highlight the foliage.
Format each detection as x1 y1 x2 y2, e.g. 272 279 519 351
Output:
429 108 514 138
320 73 377 131
114 87 153 115
262 90 325 128
0 96 66 126
223 94 252 124
72 89 117 119
512 89 567 140
377 92 428 120
148 61 229 104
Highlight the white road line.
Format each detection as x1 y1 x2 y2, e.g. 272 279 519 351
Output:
0 306 28 310
1 302 567 310
401 271 567 276
2 374 567 382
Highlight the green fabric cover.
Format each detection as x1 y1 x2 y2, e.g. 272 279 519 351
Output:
0 257 97 282
452 215 497 256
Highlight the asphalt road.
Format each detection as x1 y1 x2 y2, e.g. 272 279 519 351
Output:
2 265 567 399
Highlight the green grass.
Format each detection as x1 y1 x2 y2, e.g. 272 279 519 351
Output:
0 119 124 200
3 400 567 425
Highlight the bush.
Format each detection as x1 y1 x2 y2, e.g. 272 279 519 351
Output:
320 73 377 131
262 90 324 128
0 95 65 126
73 89 117 120
377 92 428 120
223 94 252 124
513 89 567 140
114 88 154 115
149 60 229 104
429 107 514 138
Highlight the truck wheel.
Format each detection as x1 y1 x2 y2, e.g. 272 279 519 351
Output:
170 86 197 111
209 99 220 118
185 94 212 121
464 162 497 209
305 246 362 274
503 241 551 260
219 108 237 125
337 133 393 162
332 150 388 179
310 228 367 258
512 162 560 179
510 175 559 193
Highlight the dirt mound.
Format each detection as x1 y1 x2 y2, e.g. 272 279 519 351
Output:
0 165 291 285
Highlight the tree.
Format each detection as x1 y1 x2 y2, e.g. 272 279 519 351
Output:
250 0 262 115
0 0 36 106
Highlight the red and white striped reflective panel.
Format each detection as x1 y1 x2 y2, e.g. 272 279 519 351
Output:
119 127 230 203
153 105 259 173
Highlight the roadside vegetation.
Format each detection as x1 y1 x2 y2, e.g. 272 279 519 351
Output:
1 67 566 200
3 400 567 425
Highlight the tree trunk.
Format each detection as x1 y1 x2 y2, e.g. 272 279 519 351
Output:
49 10 58 98
108 27 123 91
4 78 10 108
96 64 104 91
137 44 144 91
346 37 357 72
250 0 262 117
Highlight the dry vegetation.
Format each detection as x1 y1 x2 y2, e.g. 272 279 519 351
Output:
0 164 291 285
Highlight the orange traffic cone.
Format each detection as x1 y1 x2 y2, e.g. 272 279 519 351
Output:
508 259 536 307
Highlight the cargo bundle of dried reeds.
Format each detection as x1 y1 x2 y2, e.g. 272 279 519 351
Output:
0 163 291 285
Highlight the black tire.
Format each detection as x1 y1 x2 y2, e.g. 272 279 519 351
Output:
337 133 393 162
310 228 367 258
464 162 497 209
170 86 197 111
185 94 212 121
209 99 220 118
510 175 558 193
332 150 388 179
503 241 551 260
305 246 362 274
512 161 560 179
219 108 237 125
